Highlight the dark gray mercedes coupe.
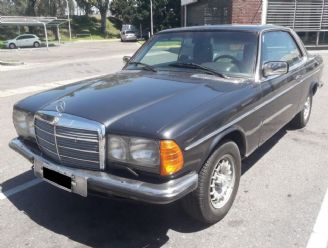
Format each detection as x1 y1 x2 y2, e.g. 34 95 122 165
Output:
10 25 324 224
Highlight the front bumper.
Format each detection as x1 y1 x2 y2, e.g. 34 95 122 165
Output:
9 138 198 204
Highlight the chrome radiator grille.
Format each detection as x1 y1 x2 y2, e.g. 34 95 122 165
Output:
34 111 105 170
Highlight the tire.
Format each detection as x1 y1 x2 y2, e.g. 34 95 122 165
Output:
9 43 16 49
290 93 312 129
33 42 40 48
182 141 241 224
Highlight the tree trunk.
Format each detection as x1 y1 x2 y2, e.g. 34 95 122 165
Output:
100 10 107 35
53 27 59 40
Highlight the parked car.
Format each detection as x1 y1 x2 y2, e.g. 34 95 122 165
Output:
121 24 136 33
10 25 323 224
120 30 138 42
4 34 41 49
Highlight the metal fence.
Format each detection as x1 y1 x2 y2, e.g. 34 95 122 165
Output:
266 0 328 46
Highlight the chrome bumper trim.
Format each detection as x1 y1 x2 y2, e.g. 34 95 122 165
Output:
9 138 198 204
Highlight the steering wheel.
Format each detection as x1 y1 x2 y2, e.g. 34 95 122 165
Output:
213 55 241 71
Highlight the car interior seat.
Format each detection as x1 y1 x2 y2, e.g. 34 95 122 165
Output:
193 40 213 64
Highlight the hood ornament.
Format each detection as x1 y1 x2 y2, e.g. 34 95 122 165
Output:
55 100 66 115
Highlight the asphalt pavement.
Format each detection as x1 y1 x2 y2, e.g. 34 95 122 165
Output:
0 41 327 248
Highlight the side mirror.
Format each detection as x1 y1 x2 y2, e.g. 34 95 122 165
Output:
123 56 131 64
262 61 289 78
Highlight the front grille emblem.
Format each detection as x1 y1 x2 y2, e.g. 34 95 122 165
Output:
56 100 66 115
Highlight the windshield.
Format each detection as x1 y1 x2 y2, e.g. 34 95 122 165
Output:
127 31 258 77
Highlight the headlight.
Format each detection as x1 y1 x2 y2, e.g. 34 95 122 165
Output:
129 138 160 166
108 136 128 161
107 135 159 168
13 109 35 138
107 135 184 175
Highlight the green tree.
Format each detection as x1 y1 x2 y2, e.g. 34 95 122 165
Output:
75 0 110 34
0 0 28 15
110 0 137 24
94 0 110 34
75 0 94 16
110 0 180 32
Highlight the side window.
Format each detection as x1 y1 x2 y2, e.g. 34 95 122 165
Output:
17 36 25 40
262 31 303 67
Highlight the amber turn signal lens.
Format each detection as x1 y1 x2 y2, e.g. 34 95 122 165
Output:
160 140 184 176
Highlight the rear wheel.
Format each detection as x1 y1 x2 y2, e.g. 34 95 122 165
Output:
33 41 40 48
290 93 312 129
182 141 241 224
9 43 16 49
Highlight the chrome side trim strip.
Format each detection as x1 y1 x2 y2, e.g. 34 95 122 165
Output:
263 104 292 125
185 68 321 151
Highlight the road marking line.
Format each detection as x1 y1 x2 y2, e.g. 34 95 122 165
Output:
0 178 42 200
0 73 107 98
306 188 328 248
0 53 131 72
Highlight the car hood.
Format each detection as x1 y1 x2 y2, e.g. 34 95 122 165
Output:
18 70 252 138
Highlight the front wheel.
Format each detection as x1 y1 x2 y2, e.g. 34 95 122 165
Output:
9 43 16 49
290 94 312 129
182 141 241 224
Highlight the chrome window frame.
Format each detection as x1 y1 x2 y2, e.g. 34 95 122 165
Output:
255 27 308 82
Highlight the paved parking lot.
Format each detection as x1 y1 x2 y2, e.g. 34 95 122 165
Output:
0 42 328 248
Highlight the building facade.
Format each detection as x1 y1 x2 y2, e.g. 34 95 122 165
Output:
181 0 328 46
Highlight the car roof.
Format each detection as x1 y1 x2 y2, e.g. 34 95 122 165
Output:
158 24 291 34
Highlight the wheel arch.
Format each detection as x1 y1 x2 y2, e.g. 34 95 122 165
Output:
310 81 319 96
207 126 247 160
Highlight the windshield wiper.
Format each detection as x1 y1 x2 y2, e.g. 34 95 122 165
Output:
127 61 157 72
169 62 227 79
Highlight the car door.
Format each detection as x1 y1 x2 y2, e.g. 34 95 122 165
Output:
259 30 305 145
15 35 25 47
25 35 34 47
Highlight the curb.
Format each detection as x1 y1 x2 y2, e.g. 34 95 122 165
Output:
0 60 24 66
73 38 121 43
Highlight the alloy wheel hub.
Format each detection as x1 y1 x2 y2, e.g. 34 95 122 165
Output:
209 157 235 209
